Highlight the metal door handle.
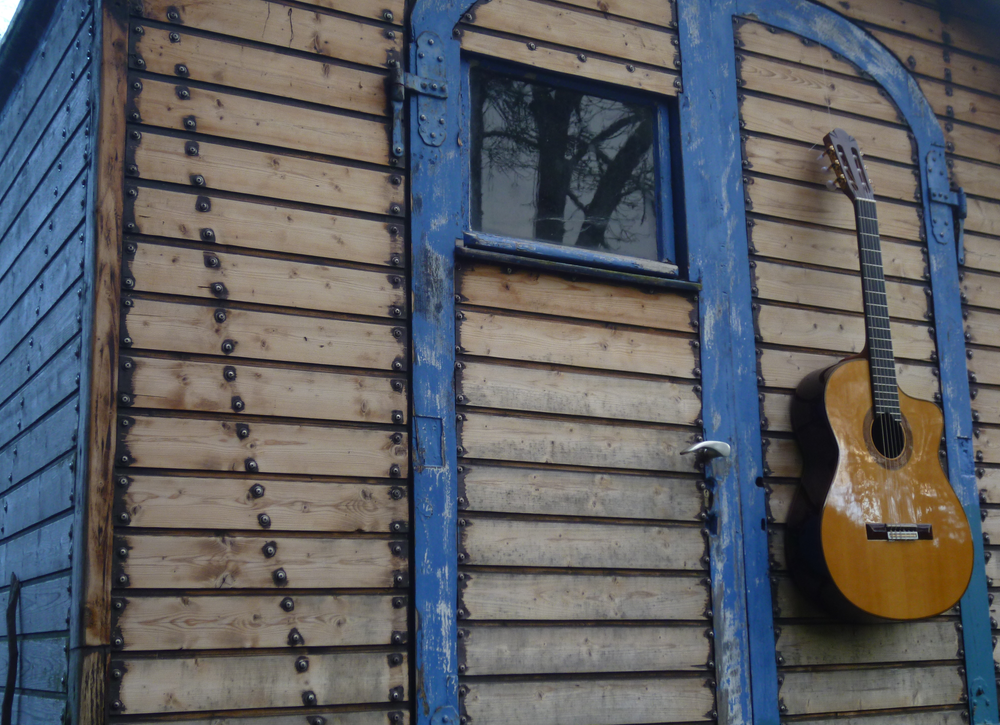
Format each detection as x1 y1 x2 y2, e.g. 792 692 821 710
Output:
681 440 731 459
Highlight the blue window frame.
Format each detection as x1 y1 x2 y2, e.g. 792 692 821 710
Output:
458 57 687 280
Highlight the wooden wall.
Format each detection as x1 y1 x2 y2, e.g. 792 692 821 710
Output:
733 10 974 722
453 263 714 725
453 5 718 724
0 0 97 719
91 0 413 720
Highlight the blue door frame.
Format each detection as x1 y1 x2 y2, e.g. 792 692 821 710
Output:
408 1 997 723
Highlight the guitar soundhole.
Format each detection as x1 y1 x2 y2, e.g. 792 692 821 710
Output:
870 413 906 459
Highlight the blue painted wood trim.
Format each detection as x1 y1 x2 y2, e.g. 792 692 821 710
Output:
677 1 777 722
735 1 997 721
409 4 464 725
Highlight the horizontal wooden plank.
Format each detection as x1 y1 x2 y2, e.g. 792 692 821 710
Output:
759 348 939 401
735 20 863 78
464 0 676 69
461 518 705 570
133 133 403 216
765 437 801 479
966 196 1000 238
0 400 79 495
0 576 71 637
919 76 1000 133
458 263 696 332
0 515 72 585
126 712 411 725
777 620 960 666
945 118 1000 168
963 309 1000 347
127 243 405 318
0 341 81 451
120 534 404 589
973 386 1000 425
0 455 74 539
461 413 697 472
767 480 794 522
868 26 1000 97
459 310 695 377
779 664 964 715
790 711 967 725
125 356 405 423
463 676 714 725
121 475 406 532
118 415 407 477
122 298 405 370
951 158 1000 203
460 571 708 620
980 469 1000 505
131 187 402 266
956 233 1000 277
118 593 404 649
137 0 400 68
750 218 926 280
462 464 702 521
755 260 929 321
117 651 407 713
458 361 701 424
744 135 918 203
974 427 1000 466
549 0 674 27
978 506 1000 541
810 0 997 61
0 637 68 693
755 304 935 361
739 53 900 124
968 348 1000 386
962 269 1000 310
135 26 388 116
741 94 915 165
463 624 709 675
132 78 393 166
749 176 922 242
762 391 792 433
462 31 678 96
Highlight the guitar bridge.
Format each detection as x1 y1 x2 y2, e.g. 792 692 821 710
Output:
866 523 933 541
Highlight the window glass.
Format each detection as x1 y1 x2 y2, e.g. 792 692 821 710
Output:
470 65 659 261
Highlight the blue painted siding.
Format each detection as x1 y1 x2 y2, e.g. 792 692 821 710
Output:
0 0 96 719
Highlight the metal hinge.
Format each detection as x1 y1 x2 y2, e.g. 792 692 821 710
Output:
390 32 449 160
926 146 968 263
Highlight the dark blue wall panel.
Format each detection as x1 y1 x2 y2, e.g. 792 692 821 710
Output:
0 0 95 718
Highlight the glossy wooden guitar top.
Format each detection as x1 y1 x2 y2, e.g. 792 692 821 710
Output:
818 357 973 620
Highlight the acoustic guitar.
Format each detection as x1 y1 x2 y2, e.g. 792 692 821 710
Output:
785 128 973 620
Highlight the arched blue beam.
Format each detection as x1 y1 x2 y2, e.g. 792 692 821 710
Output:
735 1 997 721
407 3 466 725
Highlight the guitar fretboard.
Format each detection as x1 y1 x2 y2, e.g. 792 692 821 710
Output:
855 197 901 421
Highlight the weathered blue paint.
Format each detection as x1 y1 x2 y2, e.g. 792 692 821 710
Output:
462 232 681 277
676 0 776 722
736 1 998 721
409 4 465 725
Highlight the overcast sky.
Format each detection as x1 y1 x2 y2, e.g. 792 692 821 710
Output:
1 0 21 40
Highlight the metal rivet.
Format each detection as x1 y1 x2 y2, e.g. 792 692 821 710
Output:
391 380 404 392
272 567 287 585
224 366 237 382
392 411 404 424
390 464 401 477
214 309 227 323
249 483 265 498
390 255 402 266
295 655 309 671
390 306 402 317
185 141 199 156
131 80 142 92
119 393 133 405
117 547 128 558
191 174 205 186
169 31 180 42
119 511 131 524
383 10 393 21
392 360 403 371
201 228 215 241
391 432 403 444
176 87 190 100
111 668 123 680
232 396 245 413
302 690 317 707
258 512 271 528
262 541 277 558
389 653 403 666
175 64 189 77
246 458 259 473
221 339 236 354
111 700 123 711
210 282 226 296
390 203 402 215
117 476 129 487
112 636 124 649
166 8 179 20
130 129 141 141
626 63 635 72
117 574 129 586
121 359 133 371
237 423 250 439
280 596 295 612
391 487 404 500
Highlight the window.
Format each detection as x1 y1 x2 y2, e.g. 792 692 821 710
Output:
462 60 683 278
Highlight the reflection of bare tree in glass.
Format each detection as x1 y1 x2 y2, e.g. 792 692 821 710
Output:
471 69 655 252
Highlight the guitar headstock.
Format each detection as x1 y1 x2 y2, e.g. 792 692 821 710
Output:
823 128 874 203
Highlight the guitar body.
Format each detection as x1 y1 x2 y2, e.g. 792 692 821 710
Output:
789 356 974 620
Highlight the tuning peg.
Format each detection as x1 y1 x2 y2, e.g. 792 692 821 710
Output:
826 179 838 190
816 152 827 161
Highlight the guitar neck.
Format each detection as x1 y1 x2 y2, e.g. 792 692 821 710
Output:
854 197 901 420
